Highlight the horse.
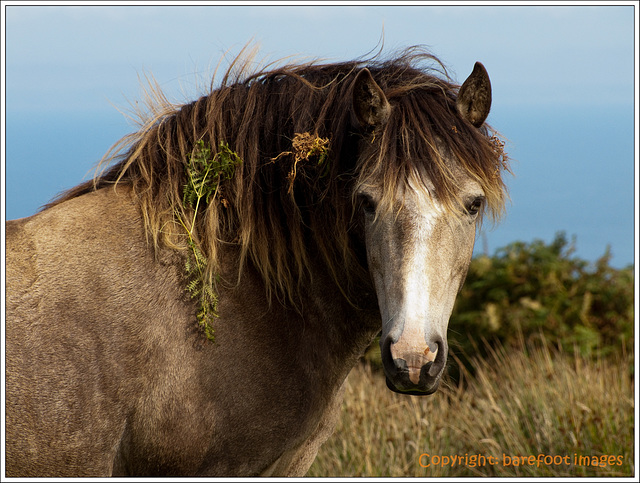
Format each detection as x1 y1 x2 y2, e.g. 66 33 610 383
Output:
5 47 509 476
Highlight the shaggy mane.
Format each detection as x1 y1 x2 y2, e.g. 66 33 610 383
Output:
44 46 510 307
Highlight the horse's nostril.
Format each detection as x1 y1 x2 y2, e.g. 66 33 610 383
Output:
423 343 438 362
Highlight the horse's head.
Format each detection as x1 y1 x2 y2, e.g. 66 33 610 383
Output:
352 63 493 395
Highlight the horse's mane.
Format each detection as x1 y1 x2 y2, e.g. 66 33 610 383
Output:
45 46 510 307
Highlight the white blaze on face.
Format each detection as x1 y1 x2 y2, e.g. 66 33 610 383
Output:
388 187 446 384
364 165 482 390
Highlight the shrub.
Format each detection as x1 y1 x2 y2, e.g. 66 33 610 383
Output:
449 232 634 370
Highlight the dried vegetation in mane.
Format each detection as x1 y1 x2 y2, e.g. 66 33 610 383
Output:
46 46 510 311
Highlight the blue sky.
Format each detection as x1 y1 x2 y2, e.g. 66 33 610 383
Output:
3 2 638 268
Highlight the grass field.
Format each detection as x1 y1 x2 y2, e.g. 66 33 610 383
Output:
308 339 635 477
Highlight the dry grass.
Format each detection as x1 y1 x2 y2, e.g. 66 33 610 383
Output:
308 341 635 477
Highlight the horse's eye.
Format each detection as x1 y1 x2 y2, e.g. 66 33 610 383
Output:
467 197 484 216
359 194 376 215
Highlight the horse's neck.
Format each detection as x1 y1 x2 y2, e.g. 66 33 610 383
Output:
219 243 381 375
298 256 381 360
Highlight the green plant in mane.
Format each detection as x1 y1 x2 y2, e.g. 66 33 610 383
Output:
183 140 242 207
179 139 242 341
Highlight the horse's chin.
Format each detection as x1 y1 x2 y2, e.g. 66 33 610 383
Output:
385 377 440 396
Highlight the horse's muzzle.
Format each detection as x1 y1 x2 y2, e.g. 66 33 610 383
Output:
380 335 447 395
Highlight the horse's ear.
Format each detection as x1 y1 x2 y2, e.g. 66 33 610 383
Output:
352 68 391 130
457 62 492 127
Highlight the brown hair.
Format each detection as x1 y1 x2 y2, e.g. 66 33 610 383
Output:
45 47 510 307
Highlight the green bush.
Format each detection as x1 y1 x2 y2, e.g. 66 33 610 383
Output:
449 232 634 370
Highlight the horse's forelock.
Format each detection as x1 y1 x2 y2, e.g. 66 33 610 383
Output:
355 67 509 226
